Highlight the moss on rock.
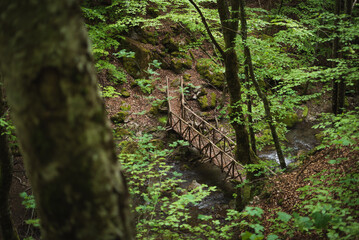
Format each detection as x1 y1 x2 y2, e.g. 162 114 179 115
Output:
121 37 152 78
198 95 209 111
120 88 130 98
183 73 191 82
162 35 179 53
119 141 138 154
301 105 309 119
170 53 193 74
110 111 129 124
210 92 217 109
113 127 130 138
198 92 216 111
282 112 300 128
196 58 225 89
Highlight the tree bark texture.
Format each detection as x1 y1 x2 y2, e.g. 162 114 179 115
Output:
239 0 286 169
0 87 20 240
217 0 254 165
0 1 133 240
244 67 257 154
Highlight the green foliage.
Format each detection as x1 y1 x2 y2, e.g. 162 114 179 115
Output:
100 85 121 98
20 192 40 229
0 113 18 149
119 134 219 239
95 60 127 84
134 60 162 94
113 49 135 59
19 192 36 209
313 109 359 149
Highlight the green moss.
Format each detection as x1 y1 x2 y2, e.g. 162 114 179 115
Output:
302 105 308 119
210 92 217 109
141 30 157 45
121 38 152 78
282 112 300 128
162 35 179 53
120 102 131 111
183 73 191 82
170 55 193 74
113 127 130 138
198 88 207 97
195 58 225 89
315 132 325 142
123 57 140 78
110 111 129 124
111 102 131 123
158 116 168 126
119 141 138 154
120 88 130 98
198 95 209 111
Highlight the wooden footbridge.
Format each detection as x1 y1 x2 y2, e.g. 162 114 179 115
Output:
166 78 244 181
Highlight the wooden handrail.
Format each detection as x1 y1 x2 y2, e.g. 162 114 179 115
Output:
166 77 245 181
169 111 242 168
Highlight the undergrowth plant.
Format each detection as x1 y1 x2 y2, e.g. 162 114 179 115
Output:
118 131 247 239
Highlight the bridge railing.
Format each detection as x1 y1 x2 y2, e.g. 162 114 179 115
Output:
166 77 244 181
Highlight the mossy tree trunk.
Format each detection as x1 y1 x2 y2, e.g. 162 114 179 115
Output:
239 0 286 169
244 67 257 154
0 85 20 240
0 1 133 240
217 0 255 166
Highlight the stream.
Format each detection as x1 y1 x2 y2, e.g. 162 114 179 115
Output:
259 121 319 165
167 121 319 214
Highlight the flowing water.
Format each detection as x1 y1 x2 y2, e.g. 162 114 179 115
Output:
259 121 319 165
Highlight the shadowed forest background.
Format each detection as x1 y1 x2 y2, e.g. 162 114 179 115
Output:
0 0 358 239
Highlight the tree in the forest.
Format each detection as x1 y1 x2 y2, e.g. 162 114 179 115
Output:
0 84 20 240
188 0 261 210
216 0 256 167
238 0 286 169
0 1 133 240
332 0 354 114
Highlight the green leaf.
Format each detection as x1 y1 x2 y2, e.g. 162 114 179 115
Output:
198 214 212 221
245 207 264 218
277 211 292 223
267 234 279 240
311 211 331 229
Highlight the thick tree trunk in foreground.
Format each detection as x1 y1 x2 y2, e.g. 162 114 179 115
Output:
239 0 286 169
0 87 20 240
0 1 133 240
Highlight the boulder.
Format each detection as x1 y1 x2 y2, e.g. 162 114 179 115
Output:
196 58 225 89
120 37 152 78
